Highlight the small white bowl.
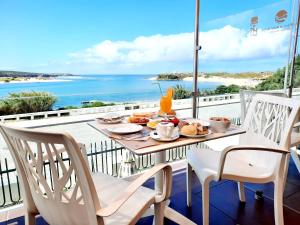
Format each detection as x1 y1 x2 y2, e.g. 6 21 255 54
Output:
209 117 231 133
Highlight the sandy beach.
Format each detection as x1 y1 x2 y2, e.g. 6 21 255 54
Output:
183 76 261 87
0 78 72 84
149 76 262 87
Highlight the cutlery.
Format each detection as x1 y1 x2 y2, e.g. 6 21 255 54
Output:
124 131 150 140
108 130 150 141
129 136 150 141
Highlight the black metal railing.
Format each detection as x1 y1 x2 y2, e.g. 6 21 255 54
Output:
0 117 242 209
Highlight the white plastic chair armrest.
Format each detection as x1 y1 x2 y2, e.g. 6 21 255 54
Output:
293 121 300 128
96 164 172 217
216 145 289 181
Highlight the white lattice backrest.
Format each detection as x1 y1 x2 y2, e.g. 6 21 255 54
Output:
239 90 287 123
0 125 101 225
239 94 300 170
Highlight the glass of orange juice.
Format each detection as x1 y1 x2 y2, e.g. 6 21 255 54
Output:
160 96 172 114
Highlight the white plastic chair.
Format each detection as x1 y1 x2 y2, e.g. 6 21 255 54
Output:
0 124 172 225
240 90 300 174
239 90 287 123
203 91 288 157
186 94 300 225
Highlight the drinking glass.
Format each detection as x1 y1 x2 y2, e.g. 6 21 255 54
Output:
160 96 172 114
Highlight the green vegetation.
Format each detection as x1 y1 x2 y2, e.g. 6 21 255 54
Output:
61 106 79 110
214 84 241 94
254 68 285 91
157 71 272 81
82 101 115 108
0 91 57 115
173 85 192 100
172 84 245 100
0 70 73 78
0 70 74 83
255 56 300 91
171 57 300 99
59 101 115 110
0 90 116 115
157 72 192 80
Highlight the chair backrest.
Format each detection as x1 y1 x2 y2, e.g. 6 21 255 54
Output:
0 124 102 225
239 90 287 123
239 94 300 172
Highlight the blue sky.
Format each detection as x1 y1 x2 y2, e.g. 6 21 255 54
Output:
0 0 293 74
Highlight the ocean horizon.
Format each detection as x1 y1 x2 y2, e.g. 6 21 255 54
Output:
0 74 222 108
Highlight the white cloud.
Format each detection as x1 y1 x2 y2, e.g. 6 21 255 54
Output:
199 26 289 61
69 25 289 69
69 33 194 66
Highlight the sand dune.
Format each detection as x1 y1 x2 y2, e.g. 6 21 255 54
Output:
183 76 261 87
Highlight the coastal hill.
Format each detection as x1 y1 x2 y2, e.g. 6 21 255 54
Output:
156 72 273 81
0 70 74 83
0 70 73 78
155 71 273 87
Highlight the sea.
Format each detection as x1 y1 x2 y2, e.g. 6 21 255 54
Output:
0 74 221 109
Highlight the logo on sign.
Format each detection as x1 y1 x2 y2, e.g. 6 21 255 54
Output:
250 16 258 36
275 10 288 23
251 16 259 25
250 9 290 34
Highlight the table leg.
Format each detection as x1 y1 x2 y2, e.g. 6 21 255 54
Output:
118 149 137 178
155 151 166 194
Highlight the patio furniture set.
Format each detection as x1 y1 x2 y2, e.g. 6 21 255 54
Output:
0 93 300 225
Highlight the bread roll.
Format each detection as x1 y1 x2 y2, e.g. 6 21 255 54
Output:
128 116 149 123
181 125 197 135
133 112 153 118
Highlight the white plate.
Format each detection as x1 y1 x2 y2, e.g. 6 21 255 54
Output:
107 124 143 134
96 113 124 124
96 118 123 124
180 129 212 138
150 131 180 142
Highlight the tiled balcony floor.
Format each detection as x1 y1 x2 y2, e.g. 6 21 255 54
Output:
3 160 300 225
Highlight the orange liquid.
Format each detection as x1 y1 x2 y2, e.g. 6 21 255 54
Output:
160 96 172 114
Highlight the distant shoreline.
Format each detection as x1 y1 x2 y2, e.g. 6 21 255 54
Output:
149 76 261 87
0 78 72 84
183 76 261 87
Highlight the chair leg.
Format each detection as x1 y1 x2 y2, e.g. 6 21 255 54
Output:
186 163 192 207
202 180 210 225
274 181 284 225
291 148 300 173
237 182 246 202
25 212 36 225
154 202 165 225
